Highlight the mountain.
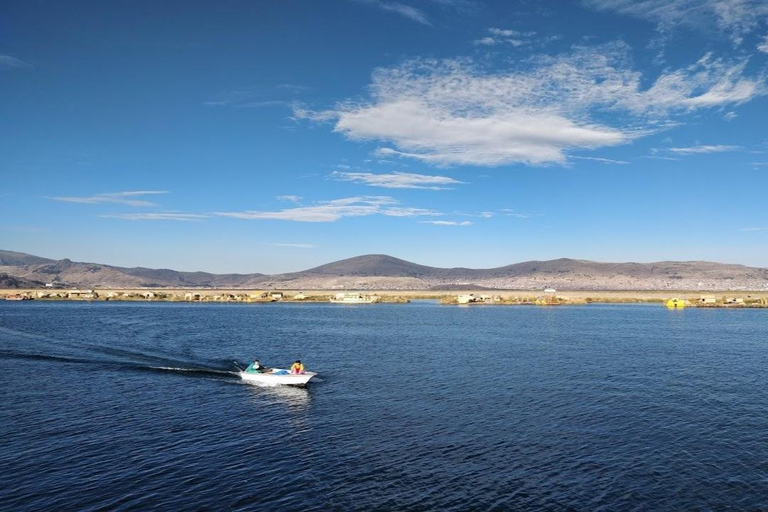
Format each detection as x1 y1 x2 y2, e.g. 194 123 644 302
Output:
1 249 768 290
268 255 768 291
0 250 264 289
0 250 54 266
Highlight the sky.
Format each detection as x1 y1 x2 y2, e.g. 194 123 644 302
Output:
2 0 768 273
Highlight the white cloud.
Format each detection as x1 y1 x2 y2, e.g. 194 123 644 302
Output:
724 111 738 121
474 37 498 46
643 153 681 161
356 0 431 25
499 209 543 218
52 191 169 207
488 28 535 37
572 156 630 164
331 170 465 189
668 144 740 154
0 55 29 68
474 28 540 47
422 220 473 226
276 195 303 203
205 100 286 108
583 0 768 43
297 44 764 167
759 34 768 53
741 227 768 231
215 196 441 223
205 85 307 108
474 28 538 46
271 243 315 248
101 212 207 221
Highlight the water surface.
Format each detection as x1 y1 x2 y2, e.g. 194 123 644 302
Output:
1 302 767 510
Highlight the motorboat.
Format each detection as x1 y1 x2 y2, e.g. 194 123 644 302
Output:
239 369 317 387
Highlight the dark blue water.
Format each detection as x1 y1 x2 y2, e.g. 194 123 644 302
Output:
1 301 767 511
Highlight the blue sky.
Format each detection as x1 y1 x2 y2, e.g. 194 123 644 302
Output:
2 0 768 273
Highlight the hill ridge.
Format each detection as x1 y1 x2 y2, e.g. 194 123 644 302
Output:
1 249 767 291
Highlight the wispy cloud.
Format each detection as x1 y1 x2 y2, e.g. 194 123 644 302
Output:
759 34 768 53
643 154 681 161
741 227 768 232
572 156 630 164
0 55 29 68
205 99 286 108
270 243 315 248
461 211 495 218
297 43 764 167
331 170 465 189
473 27 548 47
422 220 473 226
668 144 740 155
583 0 768 44
499 209 543 219
355 0 431 25
52 191 169 207
101 212 207 221
215 196 441 223
205 85 307 109
276 195 303 203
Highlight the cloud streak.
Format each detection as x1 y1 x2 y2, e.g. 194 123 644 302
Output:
52 191 169 207
668 144 740 154
759 34 768 53
215 196 441 223
473 27 549 47
101 212 207 221
297 44 764 167
583 0 768 43
276 195 303 203
331 170 465 189
572 156 630 164
422 220 473 226
0 55 29 68
356 0 431 25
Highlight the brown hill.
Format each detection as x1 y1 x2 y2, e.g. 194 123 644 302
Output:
2 250 768 291
0 250 263 289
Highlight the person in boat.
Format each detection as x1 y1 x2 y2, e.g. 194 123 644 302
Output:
290 360 305 374
245 359 268 373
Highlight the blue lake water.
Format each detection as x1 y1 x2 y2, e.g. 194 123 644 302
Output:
1 301 767 510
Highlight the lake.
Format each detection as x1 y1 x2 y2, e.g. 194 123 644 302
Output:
1 301 767 510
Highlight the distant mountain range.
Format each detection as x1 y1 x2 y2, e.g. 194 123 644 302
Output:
2 249 768 291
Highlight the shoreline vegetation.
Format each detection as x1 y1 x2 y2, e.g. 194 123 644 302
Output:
3 289 768 308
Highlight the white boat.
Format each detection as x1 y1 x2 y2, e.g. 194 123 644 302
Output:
329 292 379 304
239 369 317 387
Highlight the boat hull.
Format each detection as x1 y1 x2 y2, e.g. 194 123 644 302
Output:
239 370 316 387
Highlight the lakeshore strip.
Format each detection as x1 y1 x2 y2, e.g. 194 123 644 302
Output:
2 289 768 308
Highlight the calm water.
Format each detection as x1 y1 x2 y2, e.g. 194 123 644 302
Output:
1 301 767 511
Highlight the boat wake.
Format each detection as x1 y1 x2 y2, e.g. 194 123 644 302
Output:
0 348 243 379
0 324 244 381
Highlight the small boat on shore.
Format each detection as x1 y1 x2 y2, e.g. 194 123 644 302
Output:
239 369 317 387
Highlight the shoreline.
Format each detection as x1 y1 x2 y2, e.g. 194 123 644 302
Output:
2 288 768 308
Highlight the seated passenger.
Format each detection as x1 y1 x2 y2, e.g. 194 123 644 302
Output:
245 359 267 373
290 360 305 374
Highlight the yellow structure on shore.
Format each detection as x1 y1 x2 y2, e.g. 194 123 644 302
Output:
666 298 688 308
